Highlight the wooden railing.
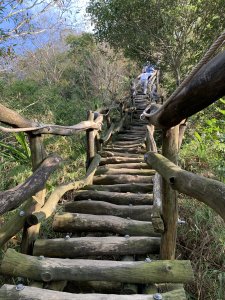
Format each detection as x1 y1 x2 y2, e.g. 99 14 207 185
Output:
0 98 135 254
143 49 225 260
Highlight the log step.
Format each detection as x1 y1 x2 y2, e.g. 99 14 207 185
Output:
83 183 153 193
33 236 160 258
65 200 153 221
100 151 142 158
95 167 155 175
1 249 194 283
100 157 144 165
97 162 150 170
74 190 153 205
103 147 145 154
0 284 188 299
93 175 153 185
53 213 158 236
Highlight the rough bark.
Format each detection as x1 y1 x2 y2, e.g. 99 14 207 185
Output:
160 127 179 259
0 284 188 299
0 103 36 127
100 157 144 165
97 163 150 170
26 155 101 226
145 152 225 222
33 236 160 258
146 51 225 128
96 167 155 176
65 200 153 221
84 183 153 193
1 249 194 283
74 190 153 205
21 134 46 255
0 155 61 214
93 175 153 185
100 151 142 158
53 213 158 236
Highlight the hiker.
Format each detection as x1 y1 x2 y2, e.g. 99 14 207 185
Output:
137 71 150 95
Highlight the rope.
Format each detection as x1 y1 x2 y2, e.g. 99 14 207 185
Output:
166 29 225 102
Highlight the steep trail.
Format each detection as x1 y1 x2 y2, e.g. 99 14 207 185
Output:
0 94 193 299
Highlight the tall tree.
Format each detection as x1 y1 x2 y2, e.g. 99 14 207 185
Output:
88 0 225 86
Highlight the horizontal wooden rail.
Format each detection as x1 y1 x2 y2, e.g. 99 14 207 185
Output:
0 284 187 299
144 152 225 221
0 155 61 215
1 248 194 283
144 50 225 128
0 119 102 136
26 154 101 226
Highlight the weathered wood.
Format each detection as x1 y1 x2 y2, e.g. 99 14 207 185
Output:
100 151 142 158
97 162 150 170
33 236 160 257
107 141 145 146
93 175 152 185
53 213 158 236
121 256 138 294
103 147 145 154
145 50 225 128
0 103 36 127
86 111 95 169
100 157 144 165
145 152 225 222
65 200 153 221
146 125 157 152
26 155 101 226
74 190 153 205
1 249 194 283
0 284 188 299
0 155 61 215
0 198 38 247
152 173 164 234
84 183 153 193
0 119 103 135
96 167 154 176
21 134 46 255
100 123 115 144
65 281 122 293
178 120 187 149
160 127 179 260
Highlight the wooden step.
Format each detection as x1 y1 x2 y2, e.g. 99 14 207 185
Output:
100 157 144 165
95 167 155 175
65 200 153 221
97 162 150 170
103 147 145 154
74 190 153 205
1 249 194 283
33 236 160 258
93 175 152 185
84 183 153 193
0 284 188 299
53 213 158 236
100 151 142 158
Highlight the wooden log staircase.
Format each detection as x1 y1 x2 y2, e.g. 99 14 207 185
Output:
0 94 193 299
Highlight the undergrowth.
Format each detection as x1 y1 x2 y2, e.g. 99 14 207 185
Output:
178 114 225 300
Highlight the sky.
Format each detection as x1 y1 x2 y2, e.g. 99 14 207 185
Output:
0 0 92 54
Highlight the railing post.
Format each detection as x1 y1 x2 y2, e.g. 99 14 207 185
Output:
160 126 179 259
21 133 46 254
86 111 95 170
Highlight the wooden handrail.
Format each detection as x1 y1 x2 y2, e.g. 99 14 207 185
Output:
0 155 62 215
145 152 225 222
143 50 225 128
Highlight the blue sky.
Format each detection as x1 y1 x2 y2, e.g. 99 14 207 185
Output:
0 0 92 54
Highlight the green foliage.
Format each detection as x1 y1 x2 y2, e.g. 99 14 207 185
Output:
178 196 225 299
0 133 30 163
88 0 225 87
